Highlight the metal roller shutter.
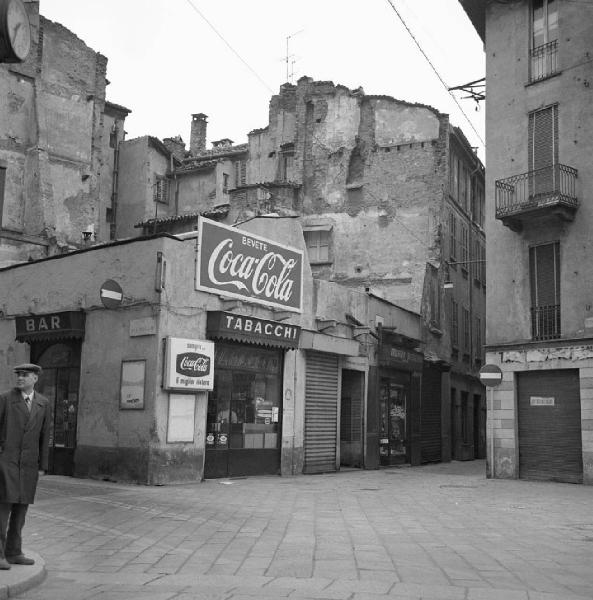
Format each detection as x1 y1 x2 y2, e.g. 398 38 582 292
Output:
421 365 442 463
518 369 582 483
304 352 339 474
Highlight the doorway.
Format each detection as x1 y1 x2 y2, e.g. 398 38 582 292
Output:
32 341 81 476
340 369 364 468
379 377 408 465
204 344 282 478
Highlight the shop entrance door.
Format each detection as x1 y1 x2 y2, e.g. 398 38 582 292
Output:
204 345 282 478
340 369 364 468
33 341 81 476
379 378 408 465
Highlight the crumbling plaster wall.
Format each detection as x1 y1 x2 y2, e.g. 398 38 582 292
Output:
0 11 110 261
294 82 446 313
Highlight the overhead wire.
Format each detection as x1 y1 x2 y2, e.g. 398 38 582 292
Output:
183 0 274 93
383 0 485 148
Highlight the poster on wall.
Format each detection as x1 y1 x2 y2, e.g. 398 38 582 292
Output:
120 360 146 410
167 394 196 443
196 217 304 313
164 337 215 392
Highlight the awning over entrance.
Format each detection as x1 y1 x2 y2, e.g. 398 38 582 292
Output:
15 311 86 343
207 311 300 349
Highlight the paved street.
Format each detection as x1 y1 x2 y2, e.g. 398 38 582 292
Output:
12 460 593 600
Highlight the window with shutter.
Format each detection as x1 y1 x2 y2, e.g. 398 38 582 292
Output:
449 212 457 264
529 241 560 340
304 229 331 264
460 224 469 274
528 105 558 197
153 177 169 204
0 166 5 228
450 298 459 347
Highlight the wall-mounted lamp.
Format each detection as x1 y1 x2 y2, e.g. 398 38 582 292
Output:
443 258 486 290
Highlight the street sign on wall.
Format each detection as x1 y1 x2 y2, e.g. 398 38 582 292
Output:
100 279 123 308
479 364 503 387
196 217 303 313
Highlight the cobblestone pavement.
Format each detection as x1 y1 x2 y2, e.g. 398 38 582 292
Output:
12 460 593 600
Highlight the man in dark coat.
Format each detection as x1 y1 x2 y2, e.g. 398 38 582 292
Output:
0 363 50 570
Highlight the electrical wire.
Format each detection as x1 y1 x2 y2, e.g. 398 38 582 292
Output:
183 0 274 93
384 0 485 148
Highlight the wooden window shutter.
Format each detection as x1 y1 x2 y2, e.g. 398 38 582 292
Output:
529 105 558 171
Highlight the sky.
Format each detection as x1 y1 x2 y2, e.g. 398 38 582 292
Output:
40 0 485 160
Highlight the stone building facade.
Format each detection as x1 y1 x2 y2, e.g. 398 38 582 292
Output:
0 217 422 483
460 0 593 483
116 78 487 465
0 1 129 267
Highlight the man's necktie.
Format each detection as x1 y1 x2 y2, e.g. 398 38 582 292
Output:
25 396 32 412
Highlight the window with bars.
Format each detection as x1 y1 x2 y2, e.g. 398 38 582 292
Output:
529 241 560 340
530 0 558 82
153 177 169 204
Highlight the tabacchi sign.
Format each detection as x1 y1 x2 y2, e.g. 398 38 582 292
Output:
196 217 303 312
164 337 215 392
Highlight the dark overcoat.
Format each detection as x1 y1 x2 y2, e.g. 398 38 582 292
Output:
0 388 50 504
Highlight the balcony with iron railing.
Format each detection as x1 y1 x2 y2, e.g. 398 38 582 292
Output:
531 304 561 341
530 40 559 83
495 164 578 231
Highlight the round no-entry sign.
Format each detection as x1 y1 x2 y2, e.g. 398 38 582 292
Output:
100 279 123 308
479 364 503 387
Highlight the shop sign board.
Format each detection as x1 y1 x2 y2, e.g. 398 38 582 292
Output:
15 311 85 341
164 337 215 392
379 345 423 370
207 311 300 349
196 217 303 312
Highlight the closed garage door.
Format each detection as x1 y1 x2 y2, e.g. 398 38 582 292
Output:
421 365 441 463
304 352 339 474
518 369 582 483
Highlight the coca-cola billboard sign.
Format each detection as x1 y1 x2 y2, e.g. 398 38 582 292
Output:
196 217 303 312
164 337 215 391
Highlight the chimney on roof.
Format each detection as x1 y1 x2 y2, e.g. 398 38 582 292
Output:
163 135 186 162
212 138 234 148
190 113 208 156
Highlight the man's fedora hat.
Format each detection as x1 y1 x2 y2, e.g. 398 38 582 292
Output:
13 363 42 374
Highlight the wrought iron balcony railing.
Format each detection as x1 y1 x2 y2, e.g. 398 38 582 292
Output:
531 304 561 341
530 40 558 82
495 164 578 220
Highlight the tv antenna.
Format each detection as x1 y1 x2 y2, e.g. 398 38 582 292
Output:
285 29 304 82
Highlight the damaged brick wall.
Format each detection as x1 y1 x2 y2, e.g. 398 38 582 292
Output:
0 8 120 265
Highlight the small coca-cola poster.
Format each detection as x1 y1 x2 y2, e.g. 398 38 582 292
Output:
164 337 215 391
